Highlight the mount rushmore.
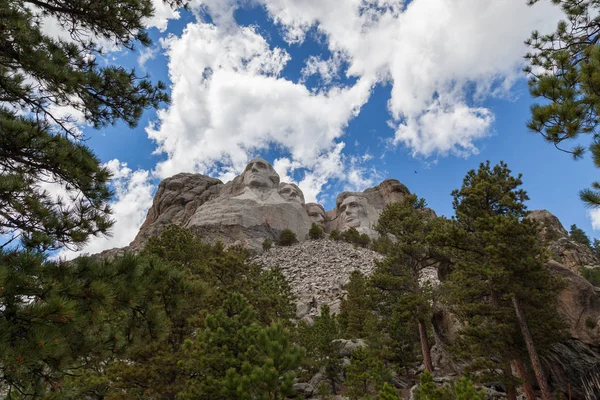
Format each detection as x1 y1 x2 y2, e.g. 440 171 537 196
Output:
131 157 410 250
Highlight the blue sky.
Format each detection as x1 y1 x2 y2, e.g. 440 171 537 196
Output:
63 0 600 255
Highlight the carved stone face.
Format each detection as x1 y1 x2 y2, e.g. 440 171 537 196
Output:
306 203 326 226
242 158 279 189
339 195 366 228
279 183 304 204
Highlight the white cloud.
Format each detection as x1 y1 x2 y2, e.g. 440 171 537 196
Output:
147 21 372 195
144 0 181 31
59 160 155 259
258 0 561 157
589 209 600 231
146 0 561 193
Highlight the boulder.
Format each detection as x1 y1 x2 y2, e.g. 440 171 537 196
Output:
333 339 367 358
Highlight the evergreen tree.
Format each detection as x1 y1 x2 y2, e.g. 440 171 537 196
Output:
377 382 399 400
309 223 325 240
1 0 174 251
297 305 343 394
338 271 378 339
569 223 591 247
0 252 179 397
525 0 600 207
371 194 441 372
441 161 566 400
0 0 175 394
279 229 298 246
344 346 389 399
414 372 485 400
180 294 302 400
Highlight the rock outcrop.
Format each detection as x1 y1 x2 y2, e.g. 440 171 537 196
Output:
132 158 411 250
526 209 600 272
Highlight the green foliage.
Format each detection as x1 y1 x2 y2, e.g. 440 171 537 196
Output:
570 224 591 247
329 229 341 241
309 222 325 240
371 194 443 371
297 305 343 394
279 229 298 246
377 382 399 400
439 161 566 388
581 266 600 286
0 251 179 396
526 0 600 207
180 294 303 400
263 239 273 251
1 0 173 252
59 226 296 399
414 372 485 400
345 346 390 399
339 271 378 339
336 227 372 248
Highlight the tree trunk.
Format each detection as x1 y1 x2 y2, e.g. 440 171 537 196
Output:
413 265 434 372
511 295 552 400
418 318 434 372
503 362 518 400
514 358 536 400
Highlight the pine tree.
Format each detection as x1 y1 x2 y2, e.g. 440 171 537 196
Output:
377 382 399 400
297 305 343 394
372 194 442 372
179 293 303 400
525 0 600 207
569 224 591 247
338 270 378 338
0 252 178 396
279 229 298 246
344 346 389 399
309 222 325 240
0 0 175 394
1 0 174 251
441 161 566 400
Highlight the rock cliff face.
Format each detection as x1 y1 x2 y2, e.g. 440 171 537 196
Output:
132 158 410 250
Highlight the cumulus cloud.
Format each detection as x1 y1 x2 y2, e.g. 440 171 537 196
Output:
148 21 372 197
589 209 600 231
259 0 561 157
59 160 155 259
144 0 181 31
145 0 561 197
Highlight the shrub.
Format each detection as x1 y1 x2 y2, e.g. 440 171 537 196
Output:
279 229 298 246
329 229 341 241
262 239 273 251
581 267 600 287
309 223 325 240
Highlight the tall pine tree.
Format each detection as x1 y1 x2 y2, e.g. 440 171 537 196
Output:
442 161 566 400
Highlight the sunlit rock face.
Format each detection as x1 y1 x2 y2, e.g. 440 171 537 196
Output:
132 159 412 250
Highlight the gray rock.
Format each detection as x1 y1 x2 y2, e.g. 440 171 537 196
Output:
526 209 600 272
333 339 367 358
293 382 314 398
252 240 382 318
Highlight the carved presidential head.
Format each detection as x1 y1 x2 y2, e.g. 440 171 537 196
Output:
336 193 368 229
241 158 280 189
278 182 305 204
305 202 326 227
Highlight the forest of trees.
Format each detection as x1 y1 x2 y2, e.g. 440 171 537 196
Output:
2 0 600 398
